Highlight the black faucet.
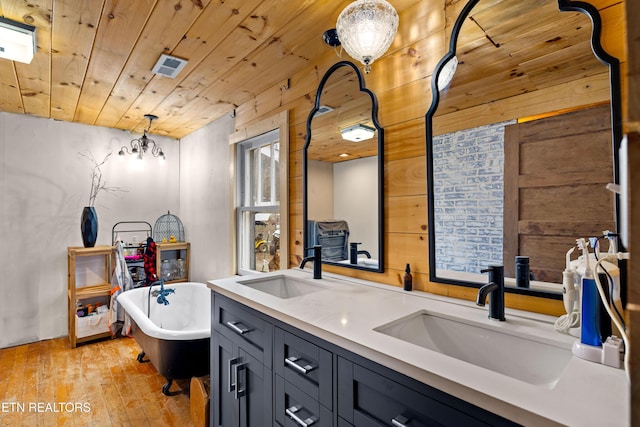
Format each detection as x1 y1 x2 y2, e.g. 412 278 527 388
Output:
300 245 322 279
476 265 505 321
349 242 372 264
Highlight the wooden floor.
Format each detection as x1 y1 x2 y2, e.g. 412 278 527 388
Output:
0 336 195 427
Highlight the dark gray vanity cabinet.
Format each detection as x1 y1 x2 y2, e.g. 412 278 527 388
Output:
211 292 519 427
211 294 273 427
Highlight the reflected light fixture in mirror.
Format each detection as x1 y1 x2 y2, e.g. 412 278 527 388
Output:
341 124 376 141
437 56 458 90
119 114 166 161
336 0 399 73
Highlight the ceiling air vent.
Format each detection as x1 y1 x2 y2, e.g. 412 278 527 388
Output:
314 105 334 117
151 54 188 78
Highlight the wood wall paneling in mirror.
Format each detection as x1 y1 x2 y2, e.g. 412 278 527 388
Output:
304 61 384 272
426 0 622 298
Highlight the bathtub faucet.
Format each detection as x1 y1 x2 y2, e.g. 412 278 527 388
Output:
150 279 175 305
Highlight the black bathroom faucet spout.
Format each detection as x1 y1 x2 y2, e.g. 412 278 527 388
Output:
477 265 505 321
300 245 322 279
349 242 372 264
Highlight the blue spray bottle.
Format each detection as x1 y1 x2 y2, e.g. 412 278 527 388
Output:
577 238 602 347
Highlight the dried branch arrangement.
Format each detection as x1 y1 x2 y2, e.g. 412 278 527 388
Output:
78 151 125 207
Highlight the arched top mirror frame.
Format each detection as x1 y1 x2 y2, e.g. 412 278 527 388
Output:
303 60 385 273
425 0 623 299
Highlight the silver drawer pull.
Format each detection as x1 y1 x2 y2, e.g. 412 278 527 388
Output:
286 405 316 427
391 415 410 427
285 356 315 374
226 321 250 335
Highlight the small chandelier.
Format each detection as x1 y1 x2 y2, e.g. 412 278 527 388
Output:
336 0 399 73
118 114 165 160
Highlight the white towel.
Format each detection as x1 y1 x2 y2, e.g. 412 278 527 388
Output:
109 240 134 336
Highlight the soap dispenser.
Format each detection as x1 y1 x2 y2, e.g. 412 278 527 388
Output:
403 264 412 291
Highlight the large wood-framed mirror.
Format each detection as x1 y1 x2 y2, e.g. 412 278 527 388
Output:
426 0 622 298
303 61 384 272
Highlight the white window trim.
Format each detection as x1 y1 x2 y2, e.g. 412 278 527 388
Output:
229 111 289 275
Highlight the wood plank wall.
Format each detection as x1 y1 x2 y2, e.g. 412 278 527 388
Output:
233 0 627 319
624 0 639 422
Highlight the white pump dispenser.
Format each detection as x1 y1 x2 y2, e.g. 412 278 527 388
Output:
555 246 580 334
562 247 577 314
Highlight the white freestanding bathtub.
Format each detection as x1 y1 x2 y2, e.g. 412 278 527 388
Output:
117 282 211 395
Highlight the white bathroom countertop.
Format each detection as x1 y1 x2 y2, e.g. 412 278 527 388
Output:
208 268 629 426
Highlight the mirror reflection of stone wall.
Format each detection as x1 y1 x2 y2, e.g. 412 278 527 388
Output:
433 120 514 274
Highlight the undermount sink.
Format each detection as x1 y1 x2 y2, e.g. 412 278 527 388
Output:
236 274 326 299
374 310 573 386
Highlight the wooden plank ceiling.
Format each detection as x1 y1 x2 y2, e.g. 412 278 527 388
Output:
0 0 357 139
0 0 609 140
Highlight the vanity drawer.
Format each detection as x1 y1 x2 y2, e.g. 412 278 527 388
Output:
275 375 332 427
338 358 507 427
213 294 272 366
275 327 333 410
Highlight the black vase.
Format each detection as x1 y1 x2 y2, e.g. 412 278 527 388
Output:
81 206 98 248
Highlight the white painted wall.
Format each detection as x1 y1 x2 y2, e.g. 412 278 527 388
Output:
0 112 180 348
307 157 379 259
307 160 334 220
179 113 235 282
334 156 378 259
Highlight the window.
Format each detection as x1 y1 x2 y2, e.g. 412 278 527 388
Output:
236 130 281 274
231 111 288 276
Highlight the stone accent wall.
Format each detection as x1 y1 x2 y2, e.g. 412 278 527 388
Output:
432 121 515 273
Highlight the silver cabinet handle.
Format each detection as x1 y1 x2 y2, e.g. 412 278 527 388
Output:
285 405 316 427
391 415 409 427
285 356 315 374
234 362 246 399
227 357 239 393
226 321 250 335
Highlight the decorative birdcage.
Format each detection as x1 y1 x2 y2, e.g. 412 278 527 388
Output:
153 211 185 243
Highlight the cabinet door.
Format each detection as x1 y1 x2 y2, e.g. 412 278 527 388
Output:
156 242 190 283
238 348 272 427
338 358 503 427
212 331 240 427
212 332 273 427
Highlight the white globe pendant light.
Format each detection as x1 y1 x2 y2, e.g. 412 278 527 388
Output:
336 0 399 73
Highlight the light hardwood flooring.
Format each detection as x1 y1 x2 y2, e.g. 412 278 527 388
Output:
0 336 195 426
